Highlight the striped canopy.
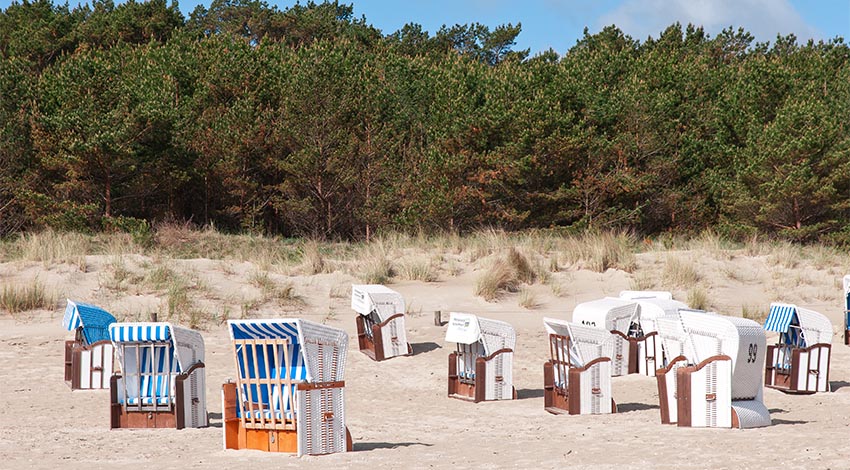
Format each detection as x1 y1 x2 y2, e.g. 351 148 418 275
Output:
109 323 172 342
764 304 796 333
62 299 116 344
109 322 204 373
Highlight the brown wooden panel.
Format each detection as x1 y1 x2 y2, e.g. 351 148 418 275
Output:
676 366 693 427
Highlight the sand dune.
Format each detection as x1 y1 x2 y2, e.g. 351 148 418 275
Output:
2 246 850 469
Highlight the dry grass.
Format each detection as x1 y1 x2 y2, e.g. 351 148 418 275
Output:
5 230 89 270
0 279 56 314
518 286 539 309
396 258 438 282
769 241 800 269
353 241 395 284
742 303 767 323
559 231 636 273
664 256 700 287
686 286 710 311
474 258 520 301
300 240 326 275
629 272 655 291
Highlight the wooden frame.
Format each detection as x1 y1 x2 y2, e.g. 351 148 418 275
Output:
543 334 616 415
447 347 516 403
109 339 206 429
765 343 831 394
655 355 688 424
110 362 205 429
64 339 114 390
355 313 412 362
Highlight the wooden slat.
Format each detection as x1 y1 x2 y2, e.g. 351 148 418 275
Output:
239 341 256 426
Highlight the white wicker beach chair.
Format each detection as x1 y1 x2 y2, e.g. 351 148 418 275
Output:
351 284 411 361
654 313 694 424
572 297 640 376
674 311 771 429
764 303 832 394
543 318 616 415
622 292 689 376
222 319 351 456
446 312 516 402
108 322 207 429
62 300 116 390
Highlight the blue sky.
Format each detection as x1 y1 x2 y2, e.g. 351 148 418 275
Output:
4 0 848 55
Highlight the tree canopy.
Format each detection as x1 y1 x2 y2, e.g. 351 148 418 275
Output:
1 1 848 242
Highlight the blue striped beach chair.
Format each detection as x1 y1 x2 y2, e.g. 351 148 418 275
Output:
108 322 208 429
351 284 411 361
63 299 116 390
222 319 350 456
543 318 616 415
764 302 832 394
446 312 516 403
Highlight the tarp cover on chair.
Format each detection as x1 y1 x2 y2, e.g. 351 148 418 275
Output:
223 319 349 456
351 284 411 361
446 312 516 402
543 318 615 415
108 322 207 429
62 300 116 390
763 303 831 394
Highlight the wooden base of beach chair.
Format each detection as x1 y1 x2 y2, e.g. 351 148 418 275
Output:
543 359 616 415
765 344 831 394
448 351 517 403
356 315 412 362
845 328 850 345
109 363 207 430
64 339 114 390
222 382 353 454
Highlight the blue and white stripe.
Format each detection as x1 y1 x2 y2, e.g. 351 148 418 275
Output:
117 342 179 405
764 304 795 333
229 320 308 419
109 323 173 342
63 300 116 344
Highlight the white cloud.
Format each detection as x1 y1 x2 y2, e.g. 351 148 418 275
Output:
597 0 822 44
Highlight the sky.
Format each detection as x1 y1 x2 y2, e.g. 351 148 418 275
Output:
3 0 848 55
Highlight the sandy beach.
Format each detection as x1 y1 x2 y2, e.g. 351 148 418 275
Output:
2 242 850 469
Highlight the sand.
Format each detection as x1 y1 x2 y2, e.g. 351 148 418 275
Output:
2 247 850 469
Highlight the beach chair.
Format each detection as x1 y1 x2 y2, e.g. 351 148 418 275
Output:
572 297 640 376
654 312 698 424
620 291 689 376
108 322 208 429
351 284 411 361
446 312 517 402
222 319 351 455
844 274 850 345
63 299 116 390
763 303 832 394
543 318 616 415
674 311 771 429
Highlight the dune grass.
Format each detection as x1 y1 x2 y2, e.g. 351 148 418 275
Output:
0 279 56 314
